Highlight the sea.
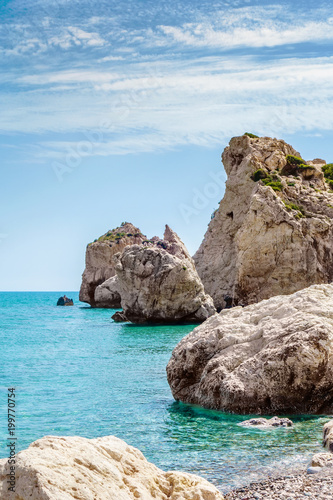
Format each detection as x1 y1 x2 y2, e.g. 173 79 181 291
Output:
0 292 328 493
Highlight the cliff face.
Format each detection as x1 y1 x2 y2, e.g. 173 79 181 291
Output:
79 223 146 306
194 135 333 309
114 225 216 323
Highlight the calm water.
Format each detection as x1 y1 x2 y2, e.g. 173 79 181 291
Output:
0 292 328 493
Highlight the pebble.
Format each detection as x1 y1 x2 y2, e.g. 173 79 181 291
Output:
225 468 333 500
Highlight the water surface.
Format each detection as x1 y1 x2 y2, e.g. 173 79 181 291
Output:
0 292 327 492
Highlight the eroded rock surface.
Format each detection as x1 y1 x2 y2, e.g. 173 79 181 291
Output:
0 435 225 500
167 284 333 414
115 225 216 323
323 420 333 453
94 276 121 308
194 135 333 309
79 223 145 307
311 452 333 468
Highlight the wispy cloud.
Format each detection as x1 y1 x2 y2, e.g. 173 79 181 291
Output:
158 18 333 49
1 1 333 160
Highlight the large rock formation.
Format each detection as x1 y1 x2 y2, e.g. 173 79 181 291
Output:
114 225 216 323
0 435 224 499
194 134 333 309
167 284 333 414
79 223 145 307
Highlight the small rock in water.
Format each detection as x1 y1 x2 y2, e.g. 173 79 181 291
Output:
111 310 128 322
239 416 293 428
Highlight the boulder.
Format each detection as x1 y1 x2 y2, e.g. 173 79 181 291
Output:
310 420 333 470
79 223 145 307
114 225 216 324
0 435 225 500
167 284 333 414
194 135 333 309
111 310 128 322
323 420 333 452
239 417 293 428
311 453 333 468
94 276 121 308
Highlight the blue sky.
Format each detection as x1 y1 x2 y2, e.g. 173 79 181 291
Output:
1 0 333 291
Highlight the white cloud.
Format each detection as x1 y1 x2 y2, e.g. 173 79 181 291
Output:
159 19 333 49
19 70 120 85
99 55 124 62
3 53 333 158
48 26 106 48
2 4 333 159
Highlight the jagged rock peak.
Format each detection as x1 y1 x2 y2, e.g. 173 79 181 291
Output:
194 134 333 309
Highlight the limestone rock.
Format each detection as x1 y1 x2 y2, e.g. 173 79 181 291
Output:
323 420 333 452
0 435 224 500
79 223 145 307
94 276 121 308
194 135 333 309
166 284 333 414
239 417 293 428
311 453 333 468
115 225 216 324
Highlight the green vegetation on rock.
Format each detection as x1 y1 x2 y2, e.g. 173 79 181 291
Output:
89 226 144 245
283 201 305 218
244 132 259 139
322 164 333 189
251 169 267 182
251 169 283 192
286 155 306 166
262 179 283 191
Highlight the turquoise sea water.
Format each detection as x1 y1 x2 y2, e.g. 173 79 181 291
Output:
0 292 329 493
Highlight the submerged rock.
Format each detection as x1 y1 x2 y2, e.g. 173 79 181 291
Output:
79 223 145 307
194 134 333 310
167 284 333 414
115 225 216 324
239 417 293 428
0 435 225 500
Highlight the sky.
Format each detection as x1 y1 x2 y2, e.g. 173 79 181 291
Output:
0 0 333 291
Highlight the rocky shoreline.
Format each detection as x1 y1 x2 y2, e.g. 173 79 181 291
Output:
226 468 333 500
71 134 333 499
